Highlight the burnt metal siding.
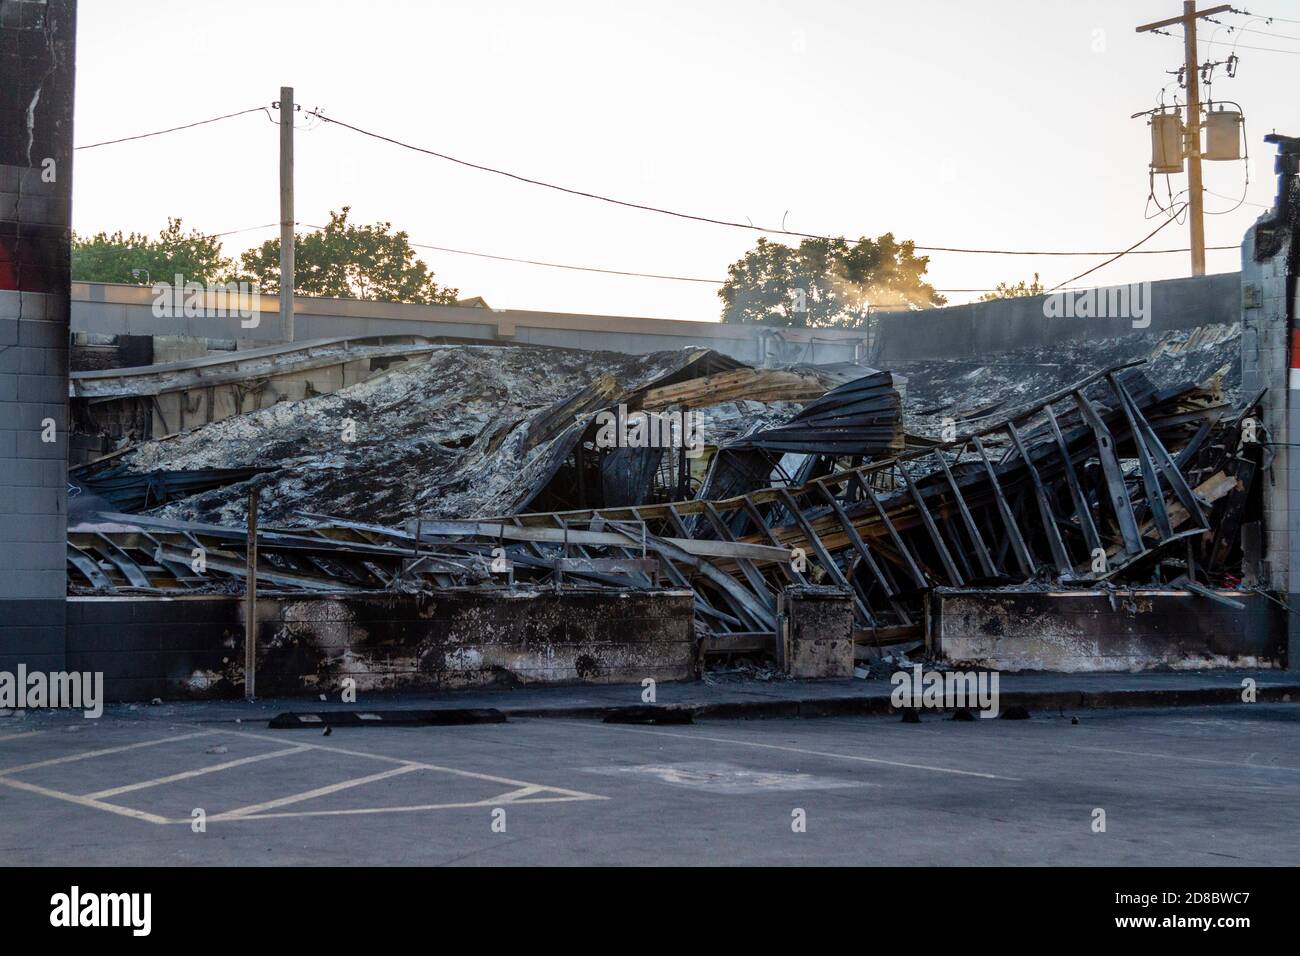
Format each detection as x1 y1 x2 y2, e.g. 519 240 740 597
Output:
729 371 902 457
71 465 273 512
0 0 75 674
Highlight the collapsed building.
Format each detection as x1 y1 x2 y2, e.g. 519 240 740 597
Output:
62 307 1282 698
51 134 1298 700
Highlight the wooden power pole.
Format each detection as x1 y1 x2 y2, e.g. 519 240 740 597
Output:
1136 2 1231 277
244 487 259 701
279 86 295 341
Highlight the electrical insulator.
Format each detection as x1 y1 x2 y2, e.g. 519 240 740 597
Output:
1151 113 1183 174
1204 108 1243 161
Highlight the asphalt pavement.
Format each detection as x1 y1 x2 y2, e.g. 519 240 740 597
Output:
2 701 1296 865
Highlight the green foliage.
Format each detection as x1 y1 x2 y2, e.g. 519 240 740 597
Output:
718 234 945 327
72 218 234 285
239 208 459 304
978 273 1045 301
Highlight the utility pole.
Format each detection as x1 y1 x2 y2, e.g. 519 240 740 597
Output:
244 487 259 701
278 86 295 341
1136 3 1230 277
1180 1 1207 277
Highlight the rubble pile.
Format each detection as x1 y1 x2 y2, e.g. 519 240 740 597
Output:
67 325 1262 663
91 345 755 526
896 322 1240 439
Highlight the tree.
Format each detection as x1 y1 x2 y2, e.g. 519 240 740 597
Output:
718 234 945 328
72 218 234 285
978 273 1045 301
240 207 459 304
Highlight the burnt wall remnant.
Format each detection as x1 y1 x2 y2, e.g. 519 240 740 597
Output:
68 588 695 701
1240 134 1300 670
0 0 76 675
776 586 854 678
933 589 1285 673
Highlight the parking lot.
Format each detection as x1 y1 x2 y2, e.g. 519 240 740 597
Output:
1 703 1297 865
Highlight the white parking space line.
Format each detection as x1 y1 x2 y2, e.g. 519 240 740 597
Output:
1 723 608 826
587 724 1020 780
0 773 173 825
210 793 604 823
211 764 427 820
82 745 310 799
215 728 603 800
0 730 217 776
493 785 546 801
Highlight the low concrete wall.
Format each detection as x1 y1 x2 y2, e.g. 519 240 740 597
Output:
876 272 1240 362
71 282 868 366
72 273 1242 374
776 586 854 678
933 588 1284 672
68 588 695 701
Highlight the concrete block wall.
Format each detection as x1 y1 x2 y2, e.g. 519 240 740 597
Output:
934 590 1285 673
0 0 75 676
70 284 870 367
66 594 243 702
875 272 1240 362
68 588 696 701
71 271 1244 376
776 586 854 678
1240 227 1291 597
1239 137 1298 670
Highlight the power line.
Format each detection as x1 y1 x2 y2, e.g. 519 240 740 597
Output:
915 241 1236 255
74 106 270 150
1050 206 1189 292
1205 187 1271 209
408 240 723 284
73 105 1240 258
1211 38 1300 53
307 109 1237 257
1230 23 1300 41
210 222 280 238
203 219 1089 294
1172 26 1300 54
1238 10 1300 26
305 110 854 243
406 240 1088 292
260 221 726 284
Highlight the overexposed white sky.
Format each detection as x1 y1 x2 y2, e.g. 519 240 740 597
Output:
71 0 1297 319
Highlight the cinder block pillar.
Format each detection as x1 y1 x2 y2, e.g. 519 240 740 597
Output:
776 585 854 678
0 0 76 674
1240 135 1299 670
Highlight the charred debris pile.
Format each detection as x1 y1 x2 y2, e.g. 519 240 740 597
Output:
67 324 1261 657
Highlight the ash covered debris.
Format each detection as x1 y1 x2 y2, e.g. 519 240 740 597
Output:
92 344 756 526
66 327 1267 677
897 322 1240 439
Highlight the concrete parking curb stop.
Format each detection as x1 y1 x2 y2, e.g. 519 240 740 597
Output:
405 681 1300 725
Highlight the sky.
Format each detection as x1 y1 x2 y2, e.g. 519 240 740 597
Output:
70 0 1298 320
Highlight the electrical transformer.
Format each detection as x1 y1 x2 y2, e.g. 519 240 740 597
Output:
1204 108 1243 161
1150 112 1183 174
